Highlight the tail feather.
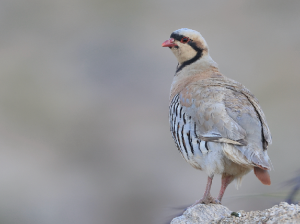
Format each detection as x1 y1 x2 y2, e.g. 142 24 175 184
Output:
254 167 271 185
251 152 271 170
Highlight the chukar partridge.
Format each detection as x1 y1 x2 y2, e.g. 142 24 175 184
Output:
162 28 272 205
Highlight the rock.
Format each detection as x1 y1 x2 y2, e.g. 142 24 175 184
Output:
170 204 231 224
171 202 300 224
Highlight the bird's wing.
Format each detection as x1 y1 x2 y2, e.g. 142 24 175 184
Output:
221 77 272 148
179 78 271 168
179 84 248 145
222 87 272 169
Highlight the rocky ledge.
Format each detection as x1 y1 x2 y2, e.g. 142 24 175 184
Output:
171 202 300 224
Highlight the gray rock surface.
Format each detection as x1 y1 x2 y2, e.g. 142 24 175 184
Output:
171 202 300 224
171 204 231 224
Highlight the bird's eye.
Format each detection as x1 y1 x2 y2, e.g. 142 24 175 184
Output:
180 37 190 43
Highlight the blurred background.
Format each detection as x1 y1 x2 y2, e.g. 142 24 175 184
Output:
0 0 300 223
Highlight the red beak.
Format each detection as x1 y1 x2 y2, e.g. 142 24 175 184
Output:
162 38 178 47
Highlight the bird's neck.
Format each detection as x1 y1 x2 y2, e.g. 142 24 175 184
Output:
170 55 223 101
176 54 219 76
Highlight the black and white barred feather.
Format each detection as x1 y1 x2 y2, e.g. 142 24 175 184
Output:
169 94 210 168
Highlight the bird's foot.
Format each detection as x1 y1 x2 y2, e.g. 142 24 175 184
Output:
188 195 221 209
196 195 221 205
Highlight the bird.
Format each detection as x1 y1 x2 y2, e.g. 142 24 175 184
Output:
162 28 272 205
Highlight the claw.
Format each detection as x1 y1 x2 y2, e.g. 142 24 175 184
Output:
188 194 221 208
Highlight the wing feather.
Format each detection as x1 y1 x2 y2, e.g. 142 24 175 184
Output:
178 77 271 169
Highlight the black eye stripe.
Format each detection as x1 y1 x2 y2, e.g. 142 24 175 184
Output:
170 33 185 41
170 33 193 42
170 32 201 51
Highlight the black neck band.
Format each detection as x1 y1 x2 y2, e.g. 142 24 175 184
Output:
176 49 202 73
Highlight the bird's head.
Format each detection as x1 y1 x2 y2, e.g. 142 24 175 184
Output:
162 28 210 72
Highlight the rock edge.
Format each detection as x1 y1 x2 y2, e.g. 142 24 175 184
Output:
171 202 300 224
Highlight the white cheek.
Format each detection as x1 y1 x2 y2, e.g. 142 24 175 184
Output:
170 43 197 64
179 45 197 62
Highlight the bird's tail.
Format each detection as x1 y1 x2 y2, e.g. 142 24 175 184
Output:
254 167 271 185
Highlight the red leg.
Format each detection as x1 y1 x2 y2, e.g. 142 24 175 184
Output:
190 176 220 207
217 174 234 202
202 176 213 200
